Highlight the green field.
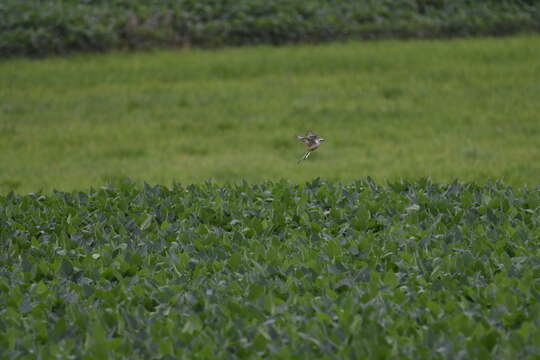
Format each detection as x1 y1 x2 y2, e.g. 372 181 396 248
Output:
1 36 540 193
2 0 538 57
2 33 540 359
1 179 539 358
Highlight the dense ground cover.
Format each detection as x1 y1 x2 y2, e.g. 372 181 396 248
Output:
1 179 539 358
1 36 539 193
1 0 539 58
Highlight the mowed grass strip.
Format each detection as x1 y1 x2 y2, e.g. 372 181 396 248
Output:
1 36 539 192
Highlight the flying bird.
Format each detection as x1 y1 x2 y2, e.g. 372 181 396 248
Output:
296 130 325 163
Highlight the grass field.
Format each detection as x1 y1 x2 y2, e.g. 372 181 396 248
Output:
1 36 539 193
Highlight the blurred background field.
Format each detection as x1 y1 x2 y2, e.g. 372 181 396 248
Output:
2 0 539 58
1 35 539 193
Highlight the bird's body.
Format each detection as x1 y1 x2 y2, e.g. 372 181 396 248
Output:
296 131 325 163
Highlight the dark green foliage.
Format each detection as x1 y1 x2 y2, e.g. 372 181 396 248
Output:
1 179 540 358
1 0 539 57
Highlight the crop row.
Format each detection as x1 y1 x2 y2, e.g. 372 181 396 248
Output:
1 0 539 57
1 179 539 358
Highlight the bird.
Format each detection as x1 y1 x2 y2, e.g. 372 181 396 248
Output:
296 130 325 163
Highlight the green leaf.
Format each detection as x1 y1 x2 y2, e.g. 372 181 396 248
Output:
140 214 154 231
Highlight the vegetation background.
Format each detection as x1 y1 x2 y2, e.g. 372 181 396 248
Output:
1 1 540 358
1 0 539 192
1 36 539 193
1 0 540 58
1 180 539 358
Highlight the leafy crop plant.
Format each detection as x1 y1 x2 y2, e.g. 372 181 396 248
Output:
1 178 539 358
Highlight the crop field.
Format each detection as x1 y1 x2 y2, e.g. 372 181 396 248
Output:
1 179 539 358
1 33 540 358
2 0 538 57
1 35 540 193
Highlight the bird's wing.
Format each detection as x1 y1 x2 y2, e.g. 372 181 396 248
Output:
296 135 311 146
